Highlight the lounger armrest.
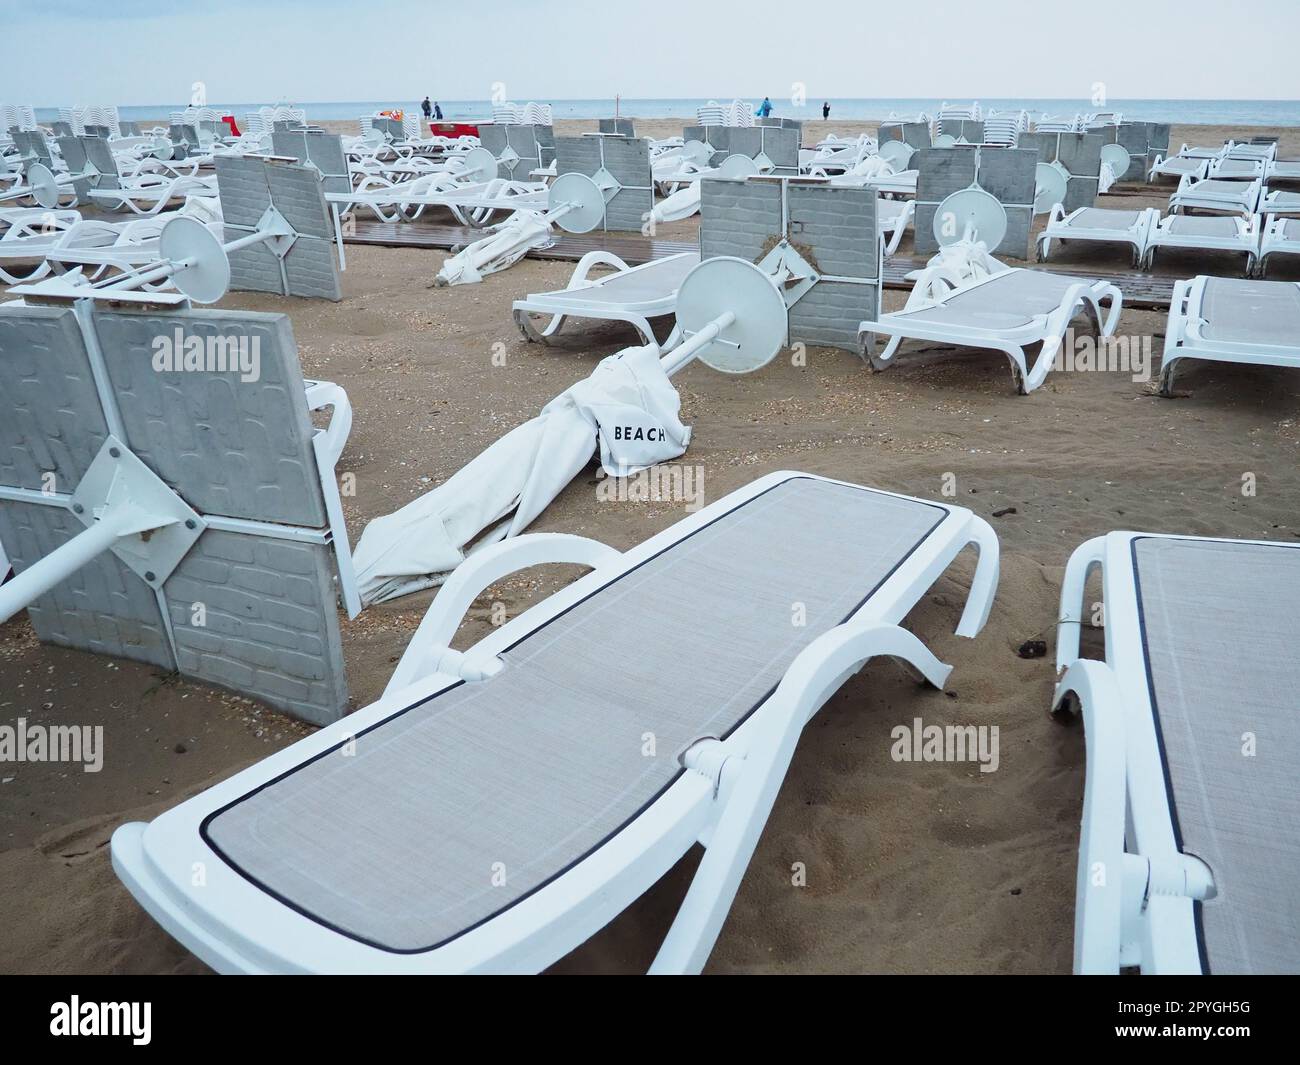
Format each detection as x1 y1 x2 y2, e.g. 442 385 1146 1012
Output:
650 620 952 974
1052 659 1128 974
303 380 352 469
566 250 631 289
385 532 623 694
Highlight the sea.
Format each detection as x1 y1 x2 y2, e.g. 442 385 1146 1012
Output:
31 98 1300 129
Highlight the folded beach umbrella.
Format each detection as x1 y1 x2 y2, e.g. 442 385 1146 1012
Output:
352 344 692 604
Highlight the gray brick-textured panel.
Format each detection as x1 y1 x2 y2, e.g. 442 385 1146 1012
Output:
478 125 538 179
702 179 880 353
976 148 1036 205
225 239 287 298
282 237 342 301
1057 133 1103 177
699 178 782 262
1017 132 1053 163
214 157 340 299
726 127 799 173
943 119 985 143
879 122 931 150
271 130 351 197
788 279 877 351
1002 206 1033 261
0 306 109 494
93 309 329 528
216 154 273 228
916 149 979 202
1099 122 1166 184
788 183 878 279
554 135 651 233
1020 133 1101 212
165 529 347 724
0 499 174 668
913 146 1035 255
598 136 651 232
598 119 635 136
264 160 334 240
554 135 602 178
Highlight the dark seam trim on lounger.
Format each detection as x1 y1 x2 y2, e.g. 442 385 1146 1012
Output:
200 476 948 955
1130 534 1300 977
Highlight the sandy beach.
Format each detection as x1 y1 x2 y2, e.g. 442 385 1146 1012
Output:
2 118 1298 975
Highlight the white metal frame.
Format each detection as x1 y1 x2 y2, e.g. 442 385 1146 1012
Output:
858 265 1123 394
1036 204 1157 268
511 250 697 347
1142 212 1260 273
1053 530 1255 974
111 470 999 974
1159 274 1300 394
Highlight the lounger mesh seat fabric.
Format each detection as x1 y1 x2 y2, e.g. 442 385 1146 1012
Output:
1132 538 1300 974
893 269 1096 330
203 477 945 952
1199 278 1300 345
1071 208 1141 229
572 254 699 304
1178 180 1252 202
1163 216 1241 238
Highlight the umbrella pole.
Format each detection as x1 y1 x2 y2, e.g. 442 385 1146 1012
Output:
659 310 737 377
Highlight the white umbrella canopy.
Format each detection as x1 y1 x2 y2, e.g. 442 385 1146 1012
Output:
352 343 692 605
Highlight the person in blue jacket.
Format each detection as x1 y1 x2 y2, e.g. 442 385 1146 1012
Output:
757 97 773 118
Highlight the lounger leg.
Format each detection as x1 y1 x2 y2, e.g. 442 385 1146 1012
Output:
649 622 950 974
1051 659 1128 975
955 516 1000 638
514 309 564 344
1053 535 1105 678
1157 355 1181 398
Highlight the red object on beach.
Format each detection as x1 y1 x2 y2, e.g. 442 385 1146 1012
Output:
222 115 241 137
429 122 478 139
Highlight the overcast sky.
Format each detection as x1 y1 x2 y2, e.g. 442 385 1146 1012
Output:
9 0 1299 106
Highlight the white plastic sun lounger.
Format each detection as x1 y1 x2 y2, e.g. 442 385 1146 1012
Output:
1267 159 1300 183
1036 206 1158 267
1054 532 1300 974
1260 187 1300 217
1258 214 1300 275
1142 213 1260 273
1208 157 1265 182
858 265 1123 394
1147 155 1209 182
1169 176 1262 216
512 250 700 346
1158 275 1300 394
112 471 999 974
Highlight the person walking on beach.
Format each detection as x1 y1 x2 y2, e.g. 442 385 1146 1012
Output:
822 101 830 120
757 96 773 118
434 101 443 120
421 96 432 120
